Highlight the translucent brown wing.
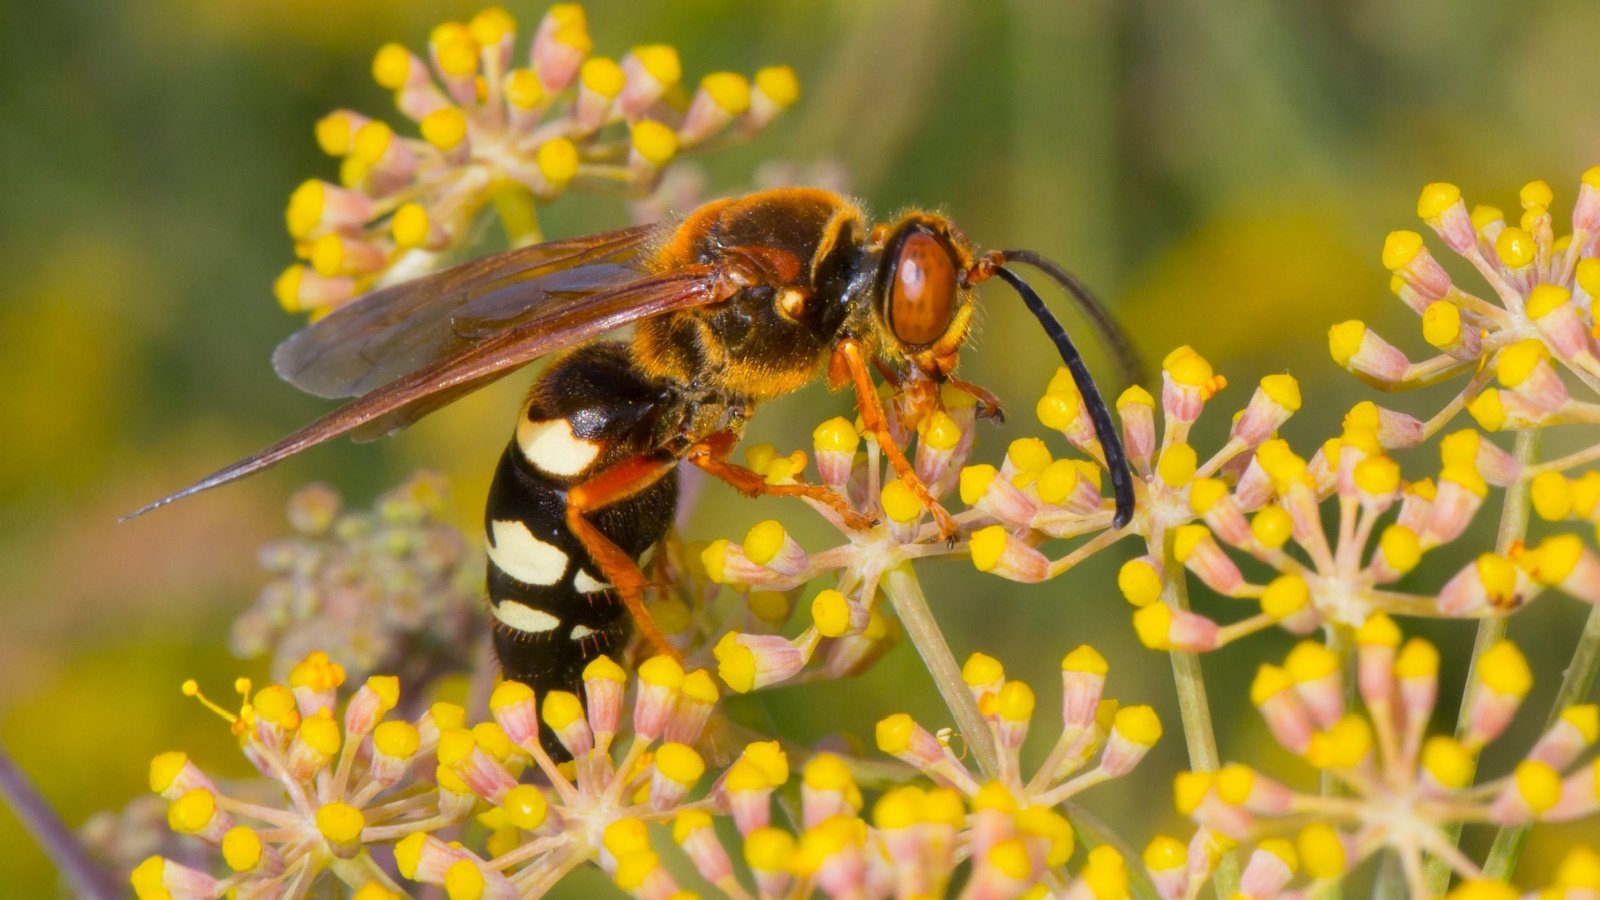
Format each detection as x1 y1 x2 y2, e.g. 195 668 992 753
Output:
275 224 660 399
125 265 729 519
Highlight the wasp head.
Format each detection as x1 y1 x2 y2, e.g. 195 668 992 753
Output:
871 213 978 381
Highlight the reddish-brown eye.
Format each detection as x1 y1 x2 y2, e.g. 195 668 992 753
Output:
888 231 956 346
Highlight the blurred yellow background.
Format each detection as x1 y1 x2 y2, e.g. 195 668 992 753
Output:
5 0 1600 893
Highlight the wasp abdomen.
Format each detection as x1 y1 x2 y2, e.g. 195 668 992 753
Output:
484 343 678 757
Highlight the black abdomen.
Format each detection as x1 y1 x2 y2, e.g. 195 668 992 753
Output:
483 343 677 758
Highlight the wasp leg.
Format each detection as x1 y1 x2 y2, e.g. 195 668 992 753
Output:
945 374 1006 423
687 431 877 531
832 338 961 542
871 357 903 388
567 452 684 662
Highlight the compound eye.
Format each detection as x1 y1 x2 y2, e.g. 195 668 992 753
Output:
888 230 957 346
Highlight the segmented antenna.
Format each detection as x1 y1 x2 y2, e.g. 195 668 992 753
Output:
992 266 1136 528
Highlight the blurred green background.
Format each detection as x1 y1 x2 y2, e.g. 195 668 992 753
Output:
5 0 1600 893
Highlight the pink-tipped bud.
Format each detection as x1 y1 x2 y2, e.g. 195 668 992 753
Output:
678 73 748 144
714 631 811 694
1545 758 1600 823
532 6 590 92
342 676 398 739
875 714 970 788
649 742 705 810
1161 347 1219 426
1396 638 1441 729
1285 641 1345 729
582 656 626 748
746 66 799 132
1172 525 1246 596
716 744 787 837
164 786 234 844
1500 347 1570 416
1489 760 1564 825
1231 374 1302 447
1355 614 1402 711
1426 466 1487 544
1462 641 1532 748
147 752 217 802
1418 184 1478 254
1575 170 1600 232
1525 534 1600 606
1438 429 1522 488
369 720 421 786
286 715 340 780
1528 705 1598 771
574 57 623 130
1117 386 1157 470
1100 706 1162 776
1133 603 1222 653
1143 836 1190 900
811 417 859 490
489 682 540 754
617 45 679 116
1382 230 1454 298
968 525 1051 583
1061 646 1109 733
959 465 1039 528
1252 665 1314 754
1329 321 1410 386
1039 379 1104 458
437 729 518 804
915 410 965 493
662 669 719 745
540 692 594 758
285 179 375 241
1346 401 1425 450
633 655 684 741
1527 284 1594 361
1238 841 1297 899
673 809 736 887
272 265 355 315
1438 552 1525 617
131 857 222 899
394 832 473 887
800 754 862 827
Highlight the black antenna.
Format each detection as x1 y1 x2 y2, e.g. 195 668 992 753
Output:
992 265 1136 528
999 248 1147 388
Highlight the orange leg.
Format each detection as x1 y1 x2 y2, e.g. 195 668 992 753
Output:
945 374 1006 423
567 453 683 661
833 338 961 541
688 431 877 531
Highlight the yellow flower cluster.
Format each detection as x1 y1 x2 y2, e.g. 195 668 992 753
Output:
275 4 798 317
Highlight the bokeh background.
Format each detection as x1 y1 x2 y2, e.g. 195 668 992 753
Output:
5 0 1600 893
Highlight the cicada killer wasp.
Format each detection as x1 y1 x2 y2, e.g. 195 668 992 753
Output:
129 187 1140 759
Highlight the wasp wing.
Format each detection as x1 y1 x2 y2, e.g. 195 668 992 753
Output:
125 265 728 519
275 224 660 400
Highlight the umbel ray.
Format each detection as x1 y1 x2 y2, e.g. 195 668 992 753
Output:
128 188 1141 759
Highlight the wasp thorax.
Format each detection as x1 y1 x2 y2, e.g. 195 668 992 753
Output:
886 228 957 347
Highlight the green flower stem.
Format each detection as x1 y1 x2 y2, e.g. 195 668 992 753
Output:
1160 530 1239 897
1424 427 1540 893
0 738 119 899
491 183 543 247
1481 601 1600 878
882 564 999 779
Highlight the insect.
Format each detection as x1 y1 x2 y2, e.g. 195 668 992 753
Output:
128 187 1139 758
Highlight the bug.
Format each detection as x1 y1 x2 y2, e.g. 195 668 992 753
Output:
128 187 1139 757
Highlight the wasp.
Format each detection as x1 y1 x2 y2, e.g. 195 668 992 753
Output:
130 187 1138 758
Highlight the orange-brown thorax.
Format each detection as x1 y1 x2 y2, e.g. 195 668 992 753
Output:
631 187 979 410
